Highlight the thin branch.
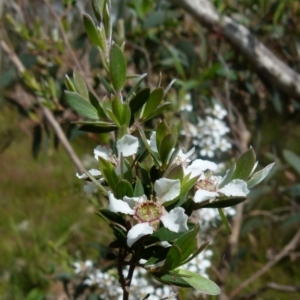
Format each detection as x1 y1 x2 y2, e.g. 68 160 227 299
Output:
236 282 300 300
168 0 300 100
42 0 97 95
230 228 300 298
0 39 85 172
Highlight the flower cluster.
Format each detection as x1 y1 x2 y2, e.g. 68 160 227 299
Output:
73 261 176 300
182 103 232 157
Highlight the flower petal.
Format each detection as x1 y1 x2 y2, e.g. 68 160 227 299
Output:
108 191 134 214
116 134 139 157
154 178 180 202
94 145 112 161
77 168 101 179
160 207 189 232
185 159 218 177
127 223 153 247
123 195 147 208
83 181 98 195
149 132 157 152
194 189 219 203
219 179 249 197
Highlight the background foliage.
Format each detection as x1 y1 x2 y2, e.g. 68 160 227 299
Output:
1 0 300 299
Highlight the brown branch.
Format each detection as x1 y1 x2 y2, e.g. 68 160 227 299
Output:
236 282 300 300
230 228 300 298
168 0 300 100
0 39 85 172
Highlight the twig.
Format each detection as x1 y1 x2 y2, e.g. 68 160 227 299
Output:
42 0 97 96
0 39 85 172
230 228 300 298
236 282 300 300
168 0 300 100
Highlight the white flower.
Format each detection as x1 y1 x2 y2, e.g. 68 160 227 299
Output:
184 158 218 178
73 260 93 274
94 134 139 174
108 178 189 247
76 168 102 179
194 175 249 203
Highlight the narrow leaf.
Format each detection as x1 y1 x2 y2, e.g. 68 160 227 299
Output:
247 162 275 189
110 43 127 91
159 134 176 165
129 88 150 114
126 73 148 101
89 92 108 119
65 91 98 119
218 208 231 234
231 148 256 180
98 157 119 192
144 102 172 121
176 269 221 295
98 74 115 95
163 244 182 271
83 13 102 47
74 69 89 100
65 75 76 92
141 87 164 120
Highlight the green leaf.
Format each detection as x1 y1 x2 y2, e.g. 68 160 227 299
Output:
91 0 105 22
283 149 300 175
129 88 150 115
218 164 236 188
65 75 76 91
218 208 231 234
180 241 210 266
151 272 192 288
156 121 168 152
78 124 117 133
73 69 89 100
116 179 133 199
231 148 256 180
138 126 161 167
100 209 126 227
159 134 176 165
247 162 275 189
126 73 148 101
98 157 119 192
164 164 184 181
172 225 199 263
144 247 169 266
163 245 182 271
83 13 102 47
180 175 200 198
112 97 124 124
133 178 144 197
98 74 115 95
110 43 127 91
144 102 172 121
148 227 182 243
176 269 221 295
65 91 99 120
141 87 164 120
89 92 108 119
195 196 247 209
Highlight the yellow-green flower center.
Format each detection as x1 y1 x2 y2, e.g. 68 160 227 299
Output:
134 201 162 223
196 179 217 191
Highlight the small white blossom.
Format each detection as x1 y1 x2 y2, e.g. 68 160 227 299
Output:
108 178 189 247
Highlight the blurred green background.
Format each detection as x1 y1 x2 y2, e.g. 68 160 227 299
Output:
1 0 300 299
